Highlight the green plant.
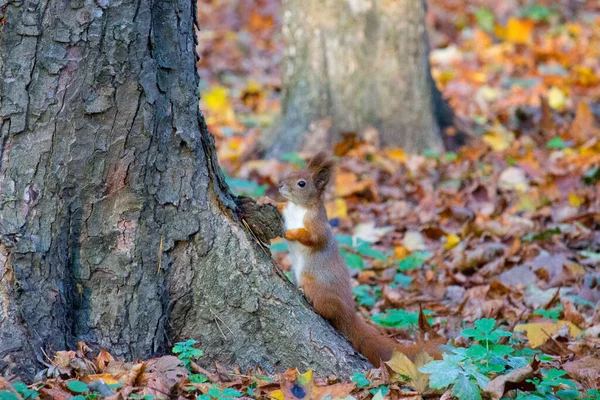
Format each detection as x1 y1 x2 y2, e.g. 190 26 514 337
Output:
199 386 242 400
515 369 579 399
533 304 563 321
66 380 100 400
398 251 431 271
352 285 381 307
419 352 489 400
351 372 370 388
12 383 38 400
172 339 204 370
460 318 520 374
372 309 435 329
190 373 209 384
0 391 19 400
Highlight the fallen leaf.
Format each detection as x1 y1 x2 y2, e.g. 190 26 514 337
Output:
326 198 348 219
514 320 582 348
386 350 432 393
444 234 460 249
548 86 568 111
403 231 427 252
563 356 600 382
484 364 534 400
506 18 534 44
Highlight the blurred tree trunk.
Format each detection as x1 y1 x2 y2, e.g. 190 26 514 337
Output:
0 0 368 380
262 0 452 157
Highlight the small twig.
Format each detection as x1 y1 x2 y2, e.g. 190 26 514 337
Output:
157 236 163 274
241 217 269 256
210 308 233 338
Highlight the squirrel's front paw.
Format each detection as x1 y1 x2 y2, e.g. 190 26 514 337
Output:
285 228 311 243
257 196 277 206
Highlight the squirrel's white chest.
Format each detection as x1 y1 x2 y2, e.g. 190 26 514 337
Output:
282 203 308 285
282 202 307 230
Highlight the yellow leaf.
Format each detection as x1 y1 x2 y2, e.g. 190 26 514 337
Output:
548 86 568 111
515 320 582 348
506 18 534 44
568 193 585 207
386 350 432 393
387 148 407 163
269 390 284 400
203 85 236 124
298 369 312 386
483 126 515 151
444 234 460 249
326 198 348 219
84 374 121 385
394 246 409 260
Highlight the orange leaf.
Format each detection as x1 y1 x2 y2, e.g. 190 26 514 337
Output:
506 18 534 44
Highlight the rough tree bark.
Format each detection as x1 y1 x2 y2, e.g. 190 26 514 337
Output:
262 0 453 158
0 0 370 380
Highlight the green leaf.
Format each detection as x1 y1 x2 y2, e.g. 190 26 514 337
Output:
198 395 211 400
355 241 389 262
557 389 580 400
465 344 487 359
190 373 209 384
66 381 89 394
71 396 86 400
474 318 496 334
521 4 554 21
335 234 354 247
391 273 413 288
419 358 460 389
341 249 364 270
351 372 370 388
452 374 481 400
11 383 27 393
546 137 567 149
207 387 222 397
475 7 495 32
270 241 288 252
372 309 434 328
225 177 268 197
353 285 380 307
280 153 307 168
0 391 19 400
398 252 430 271
222 388 242 397
369 386 389 396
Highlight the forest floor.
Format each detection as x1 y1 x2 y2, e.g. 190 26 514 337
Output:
3 0 600 399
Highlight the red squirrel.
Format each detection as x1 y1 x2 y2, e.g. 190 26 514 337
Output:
266 152 430 367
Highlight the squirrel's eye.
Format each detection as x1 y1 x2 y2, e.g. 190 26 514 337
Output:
297 180 306 188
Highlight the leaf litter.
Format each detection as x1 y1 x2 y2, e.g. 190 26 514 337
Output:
4 0 600 399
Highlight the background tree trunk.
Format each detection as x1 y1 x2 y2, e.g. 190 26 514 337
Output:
0 0 369 380
262 0 451 158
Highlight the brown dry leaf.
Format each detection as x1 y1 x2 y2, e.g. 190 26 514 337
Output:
335 172 376 197
452 243 506 272
385 350 432 393
514 320 582 348
484 364 534 400
570 101 600 143
561 298 585 327
563 356 600 382
94 349 115 372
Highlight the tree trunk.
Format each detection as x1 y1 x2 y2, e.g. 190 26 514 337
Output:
262 0 448 158
0 0 369 380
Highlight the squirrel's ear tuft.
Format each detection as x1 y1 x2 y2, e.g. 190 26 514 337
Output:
307 152 334 192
